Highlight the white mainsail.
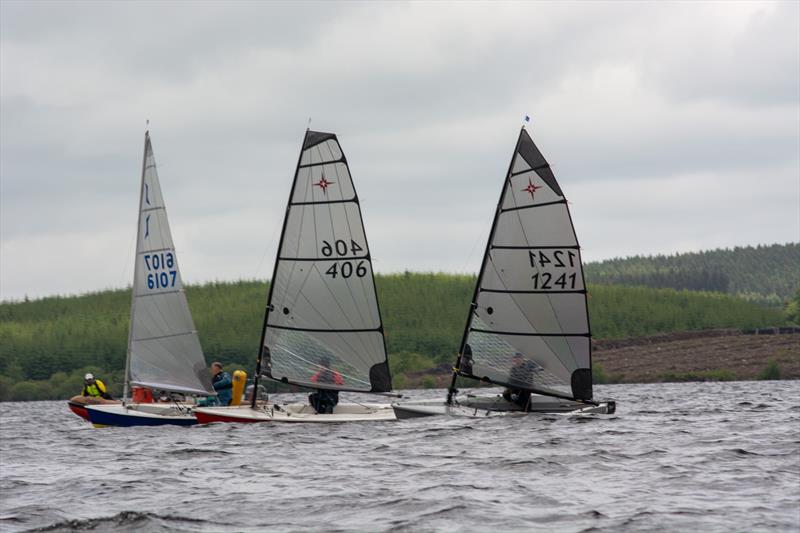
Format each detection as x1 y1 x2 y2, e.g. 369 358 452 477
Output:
256 130 391 393
451 127 593 401
123 132 215 398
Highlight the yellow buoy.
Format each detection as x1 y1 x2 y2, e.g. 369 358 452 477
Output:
231 370 247 406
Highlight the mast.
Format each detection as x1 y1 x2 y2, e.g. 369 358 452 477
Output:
251 129 311 407
447 128 525 405
123 130 149 403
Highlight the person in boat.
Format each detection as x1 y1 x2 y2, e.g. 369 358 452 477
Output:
458 344 474 376
198 362 233 407
82 373 113 400
502 352 538 410
210 362 233 406
308 356 344 414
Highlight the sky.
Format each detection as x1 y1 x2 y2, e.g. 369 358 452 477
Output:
1 1 798 301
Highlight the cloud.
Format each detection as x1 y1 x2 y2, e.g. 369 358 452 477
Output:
1 1 798 299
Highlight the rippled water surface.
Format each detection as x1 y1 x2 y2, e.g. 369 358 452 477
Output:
1 382 799 532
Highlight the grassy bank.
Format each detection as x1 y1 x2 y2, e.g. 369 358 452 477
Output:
0 273 790 400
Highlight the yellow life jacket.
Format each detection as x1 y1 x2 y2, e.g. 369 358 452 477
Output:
84 379 107 397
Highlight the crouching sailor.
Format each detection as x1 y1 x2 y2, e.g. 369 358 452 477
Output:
308 356 344 414
82 373 113 400
198 362 233 407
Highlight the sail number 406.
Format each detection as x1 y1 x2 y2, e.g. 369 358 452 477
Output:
321 239 363 257
321 239 368 279
143 252 177 290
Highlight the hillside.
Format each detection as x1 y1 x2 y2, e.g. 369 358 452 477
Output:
0 273 791 400
585 243 799 307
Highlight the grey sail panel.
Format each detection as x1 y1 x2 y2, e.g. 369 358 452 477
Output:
127 134 214 396
458 128 592 400
262 130 391 393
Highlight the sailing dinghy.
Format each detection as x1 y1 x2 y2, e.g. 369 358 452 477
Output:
85 131 216 427
392 126 615 419
195 129 395 424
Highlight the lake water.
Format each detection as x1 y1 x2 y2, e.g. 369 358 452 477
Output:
1 381 799 532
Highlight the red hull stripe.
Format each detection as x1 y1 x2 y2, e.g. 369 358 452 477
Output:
194 411 269 424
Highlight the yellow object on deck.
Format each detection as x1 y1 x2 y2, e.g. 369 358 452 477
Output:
231 370 247 406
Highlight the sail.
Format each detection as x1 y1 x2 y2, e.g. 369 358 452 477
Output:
455 127 593 400
260 130 391 392
126 133 215 397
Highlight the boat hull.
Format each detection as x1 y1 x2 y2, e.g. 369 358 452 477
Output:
85 403 197 427
195 402 396 424
67 396 121 422
392 395 616 419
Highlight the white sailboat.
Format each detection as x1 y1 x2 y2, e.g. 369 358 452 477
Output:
195 129 395 423
85 131 216 426
393 126 616 419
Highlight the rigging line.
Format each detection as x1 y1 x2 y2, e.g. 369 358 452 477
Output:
280 146 326 318
275 164 313 318
301 263 376 371
253 215 282 279
331 156 372 345
505 155 579 372
274 344 370 386
119 232 137 288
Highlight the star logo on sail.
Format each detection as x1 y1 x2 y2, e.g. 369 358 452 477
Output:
522 178 542 200
314 174 335 195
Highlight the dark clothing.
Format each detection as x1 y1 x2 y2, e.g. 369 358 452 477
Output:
502 388 531 410
309 390 339 414
458 345 474 375
503 359 539 410
212 371 233 406
308 363 342 414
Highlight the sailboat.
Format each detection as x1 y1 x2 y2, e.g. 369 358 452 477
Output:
84 131 217 426
194 129 396 423
392 126 615 418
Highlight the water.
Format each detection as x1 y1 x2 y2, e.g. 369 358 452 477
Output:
1 381 799 532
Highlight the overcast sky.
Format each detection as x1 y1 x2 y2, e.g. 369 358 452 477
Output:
1 1 798 301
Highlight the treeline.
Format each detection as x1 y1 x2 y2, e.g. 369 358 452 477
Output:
585 243 799 307
0 273 789 400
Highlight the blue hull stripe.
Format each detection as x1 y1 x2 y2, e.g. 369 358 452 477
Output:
87 408 196 427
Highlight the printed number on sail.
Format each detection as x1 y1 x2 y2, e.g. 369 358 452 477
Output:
143 252 178 290
528 250 578 290
321 240 364 257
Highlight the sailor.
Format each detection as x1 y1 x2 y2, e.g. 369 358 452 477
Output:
82 373 113 400
502 352 537 410
210 362 233 406
308 356 343 414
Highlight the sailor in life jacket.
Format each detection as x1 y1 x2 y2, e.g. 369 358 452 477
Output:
308 356 343 414
82 373 113 400
210 361 233 406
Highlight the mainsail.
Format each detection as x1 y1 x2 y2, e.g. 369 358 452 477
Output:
123 132 215 398
450 127 593 402
255 130 391 393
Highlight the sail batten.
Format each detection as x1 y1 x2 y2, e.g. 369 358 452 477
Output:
123 132 215 399
257 130 391 394
452 127 593 402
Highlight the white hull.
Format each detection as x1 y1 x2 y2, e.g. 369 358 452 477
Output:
195 402 396 424
392 395 616 419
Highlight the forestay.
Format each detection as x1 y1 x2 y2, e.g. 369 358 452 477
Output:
125 132 215 398
259 130 391 393
454 127 593 401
